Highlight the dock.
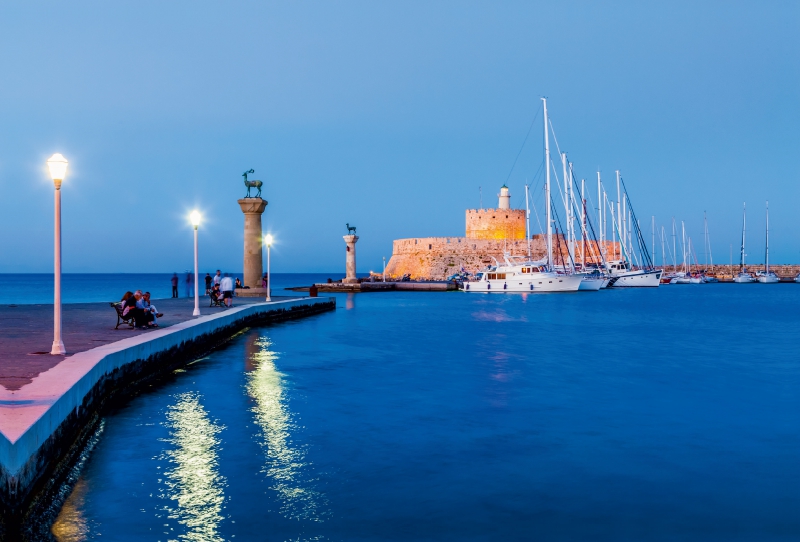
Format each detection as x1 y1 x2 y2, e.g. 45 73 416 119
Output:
298 281 458 292
0 295 334 532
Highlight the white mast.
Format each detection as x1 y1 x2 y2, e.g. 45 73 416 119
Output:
765 200 770 273
542 98 552 268
562 153 572 270
615 170 622 262
661 226 666 268
597 172 603 258
740 203 747 269
672 217 677 272
581 178 586 268
681 220 687 274
525 183 531 258
651 216 655 267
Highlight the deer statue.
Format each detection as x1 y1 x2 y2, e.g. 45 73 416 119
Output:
346 223 357 235
242 169 263 198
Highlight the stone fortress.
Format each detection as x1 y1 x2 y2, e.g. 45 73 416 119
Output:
385 184 622 280
385 186 545 280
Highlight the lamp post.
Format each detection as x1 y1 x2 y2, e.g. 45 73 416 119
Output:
264 234 272 302
383 256 386 282
47 153 68 355
190 211 201 316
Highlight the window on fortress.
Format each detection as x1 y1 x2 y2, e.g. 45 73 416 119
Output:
429 244 432 249
506 215 508 218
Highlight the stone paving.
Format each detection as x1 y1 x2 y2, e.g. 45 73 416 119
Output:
0 296 298 391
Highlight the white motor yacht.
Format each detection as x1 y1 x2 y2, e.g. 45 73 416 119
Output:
462 257 582 293
604 260 662 287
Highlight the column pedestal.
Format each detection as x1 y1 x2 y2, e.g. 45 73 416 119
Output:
238 198 268 290
343 235 359 283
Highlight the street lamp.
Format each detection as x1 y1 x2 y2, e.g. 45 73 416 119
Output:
383 256 386 282
264 234 273 302
47 153 68 355
190 211 201 316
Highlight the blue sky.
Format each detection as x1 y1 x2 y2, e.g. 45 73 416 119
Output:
0 1 797 272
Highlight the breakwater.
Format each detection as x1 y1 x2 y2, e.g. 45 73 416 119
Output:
0 296 334 537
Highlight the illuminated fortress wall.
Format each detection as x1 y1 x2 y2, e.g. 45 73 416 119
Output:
465 209 526 240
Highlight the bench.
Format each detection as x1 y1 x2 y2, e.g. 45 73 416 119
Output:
110 302 135 329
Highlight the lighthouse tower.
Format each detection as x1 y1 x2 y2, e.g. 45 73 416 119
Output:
498 185 511 209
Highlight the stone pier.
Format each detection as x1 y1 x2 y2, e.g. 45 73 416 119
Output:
343 234 359 283
0 296 334 535
238 198 268 289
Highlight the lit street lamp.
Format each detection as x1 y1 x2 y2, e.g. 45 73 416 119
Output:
190 211 201 316
383 256 386 282
264 234 273 302
47 153 68 355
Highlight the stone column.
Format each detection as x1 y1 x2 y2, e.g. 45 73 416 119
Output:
343 235 359 283
238 198 268 289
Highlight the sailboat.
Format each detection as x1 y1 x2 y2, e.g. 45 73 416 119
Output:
756 201 779 283
733 203 755 283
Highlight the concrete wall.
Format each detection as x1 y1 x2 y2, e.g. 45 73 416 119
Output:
465 209 526 240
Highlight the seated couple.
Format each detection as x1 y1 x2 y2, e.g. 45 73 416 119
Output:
120 290 163 329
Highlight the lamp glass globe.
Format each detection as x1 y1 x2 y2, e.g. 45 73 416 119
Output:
47 153 68 181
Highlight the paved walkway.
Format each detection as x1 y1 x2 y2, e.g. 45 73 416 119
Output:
0 296 298 390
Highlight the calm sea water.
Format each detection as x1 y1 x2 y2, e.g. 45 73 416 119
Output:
1 273 338 305
45 285 800 541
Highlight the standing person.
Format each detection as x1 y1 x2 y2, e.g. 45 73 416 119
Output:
261 272 268 288
185 272 192 298
213 270 222 287
204 273 212 295
220 273 234 307
171 273 179 298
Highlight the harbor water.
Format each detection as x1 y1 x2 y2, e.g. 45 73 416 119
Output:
41 283 800 541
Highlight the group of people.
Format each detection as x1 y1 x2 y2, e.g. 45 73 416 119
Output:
120 291 163 329
204 270 237 307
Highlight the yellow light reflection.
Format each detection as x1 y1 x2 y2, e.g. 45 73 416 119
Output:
51 478 89 542
246 337 328 521
162 392 226 542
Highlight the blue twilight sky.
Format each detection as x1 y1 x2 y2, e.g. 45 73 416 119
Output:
0 1 798 273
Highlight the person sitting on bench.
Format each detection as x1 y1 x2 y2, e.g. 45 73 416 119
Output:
123 290 150 329
139 292 163 327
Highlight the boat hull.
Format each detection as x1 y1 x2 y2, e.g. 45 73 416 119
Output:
756 276 779 284
462 274 582 292
733 275 755 283
578 277 604 291
608 269 663 288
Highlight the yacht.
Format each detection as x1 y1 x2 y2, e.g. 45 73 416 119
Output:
734 203 755 283
604 260 663 287
756 201 779 284
462 257 582 293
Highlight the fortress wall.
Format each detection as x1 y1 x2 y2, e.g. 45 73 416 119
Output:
465 209 526 240
386 237 547 279
386 236 624 280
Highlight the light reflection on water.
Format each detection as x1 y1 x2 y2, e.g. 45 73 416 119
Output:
51 478 89 542
159 392 227 542
246 337 328 522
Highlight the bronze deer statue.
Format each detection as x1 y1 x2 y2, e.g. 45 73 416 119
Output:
346 223 357 235
243 169 263 198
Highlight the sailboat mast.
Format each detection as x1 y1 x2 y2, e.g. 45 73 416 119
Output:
681 220 687 273
672 217 677 272
542 98 552 268
765 201 770 273
580 178 585 267
651 216 655 268
525 183 531 258
562 153 573 270
616 171 621 262
597 172 603 258
740 203 746 269
661 226 666 268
